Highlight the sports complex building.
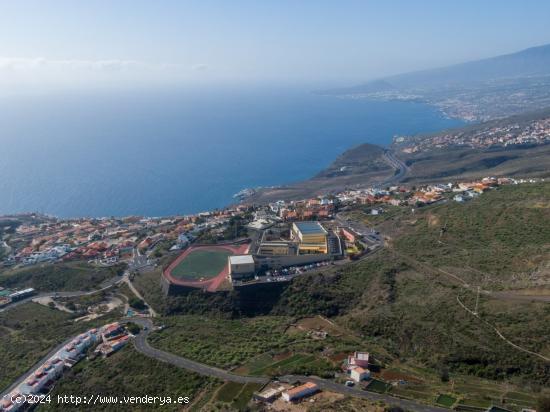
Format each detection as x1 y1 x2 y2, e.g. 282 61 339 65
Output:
161 242 250 295
161 221 342 295
291 221 328 254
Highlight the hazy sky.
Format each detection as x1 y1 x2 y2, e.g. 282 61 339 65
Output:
1 0 550 93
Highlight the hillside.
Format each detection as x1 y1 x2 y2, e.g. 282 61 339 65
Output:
131 183 550 405
245 143 394 204
323 44 550 121
247 116 550 204
277 183 550 389
394 108 550 183
389 44 550 90
400 143 550 184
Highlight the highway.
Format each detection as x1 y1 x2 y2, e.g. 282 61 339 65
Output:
381 149 409 186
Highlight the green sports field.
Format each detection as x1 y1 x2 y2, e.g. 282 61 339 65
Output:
170 249 233 280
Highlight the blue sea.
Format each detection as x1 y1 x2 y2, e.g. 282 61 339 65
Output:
0 87 463 218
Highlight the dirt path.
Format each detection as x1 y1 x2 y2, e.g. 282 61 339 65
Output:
456 296 550 362
123 274 158 317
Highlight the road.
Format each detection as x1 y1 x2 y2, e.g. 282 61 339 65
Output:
0 275 124 314
130 318 448 412
3 303 455 411
122 273 158 317
131 318 268 384
381 149 409 186
280 375 448 412
0 334 77 400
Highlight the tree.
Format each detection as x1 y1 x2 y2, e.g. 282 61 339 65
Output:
128 297 147 310
538 395 550 412
439 365 450 382
126 322 141 335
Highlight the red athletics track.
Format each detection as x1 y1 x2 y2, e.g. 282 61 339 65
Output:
163 243 250 292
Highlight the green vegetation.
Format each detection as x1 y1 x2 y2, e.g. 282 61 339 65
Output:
436 394 457 408
131 268 170 314
0 303 118 392
196 215 251 244
537 395 550 412
238 352 335 377
42 346 214 411
401 143 550 185
125 322 141 335
128 296 147 310
5 182 540 409
211 382 262 411
366 379 391 393
149 315 338 377
394 183 550 287
215 382 244 403
150 315 294 370
0 261 125 292
170 249 232 280
259 184 549 404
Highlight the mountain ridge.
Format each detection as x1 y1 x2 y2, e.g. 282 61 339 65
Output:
325 43 550 94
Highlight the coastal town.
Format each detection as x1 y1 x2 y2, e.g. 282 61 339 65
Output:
0 174 542 306
0 174 546 411
3 5 550 412
395 114 550 152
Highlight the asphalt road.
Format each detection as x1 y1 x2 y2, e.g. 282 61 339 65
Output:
131 319 448 412
131 318 268 385
0 335 76 400
0 276 124 314
3 308 452 412
381 149 409 186
280 375 448 412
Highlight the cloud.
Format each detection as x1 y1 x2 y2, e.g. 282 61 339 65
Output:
0 57 212 92
0 57 153 72
191 63 208 71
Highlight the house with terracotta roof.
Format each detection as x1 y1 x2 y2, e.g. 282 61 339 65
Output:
350 366 370 382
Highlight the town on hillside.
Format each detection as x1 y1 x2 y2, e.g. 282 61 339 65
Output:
394 115 550 153
1 175 543 306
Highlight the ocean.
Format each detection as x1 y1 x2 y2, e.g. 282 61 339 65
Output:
0 87 463 217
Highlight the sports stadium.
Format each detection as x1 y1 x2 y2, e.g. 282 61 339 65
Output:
162 242 250 293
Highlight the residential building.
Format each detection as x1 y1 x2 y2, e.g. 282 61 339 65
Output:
350 366 370 382
282 382 319 402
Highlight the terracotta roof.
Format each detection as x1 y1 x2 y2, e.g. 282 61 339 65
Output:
286 381 317 396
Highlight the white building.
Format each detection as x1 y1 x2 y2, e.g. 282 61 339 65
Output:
281 382 318 402
228 255 255 280
350 366 370 382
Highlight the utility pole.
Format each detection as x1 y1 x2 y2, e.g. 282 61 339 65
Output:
474 286 480 315
439 221 447 239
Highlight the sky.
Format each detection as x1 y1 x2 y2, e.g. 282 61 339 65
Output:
1 0 550 93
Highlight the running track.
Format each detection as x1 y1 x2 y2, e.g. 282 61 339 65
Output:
163 243 250 292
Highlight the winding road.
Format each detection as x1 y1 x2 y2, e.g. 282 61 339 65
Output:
381 149 409 186
130 318 268 385
129 318 448 412
0 275 124 314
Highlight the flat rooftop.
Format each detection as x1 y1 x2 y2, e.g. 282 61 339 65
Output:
294 221 327 235
229 255 255 265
